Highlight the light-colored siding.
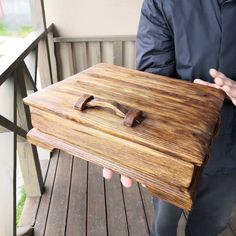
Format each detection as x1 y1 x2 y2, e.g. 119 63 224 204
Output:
44 0 143 37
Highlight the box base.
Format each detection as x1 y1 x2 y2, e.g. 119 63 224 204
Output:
27 128 197 210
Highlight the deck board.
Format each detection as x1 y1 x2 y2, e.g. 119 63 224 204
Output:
19 150 236 236
139 184 153 230
44 151 73 236
66 157 87 236
87 164 107 236
33 150 59 236
218 227 235 236
123 182 150 236
105 173 129 236
19 154 53 227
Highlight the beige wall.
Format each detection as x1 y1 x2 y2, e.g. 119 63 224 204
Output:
44 0 143 37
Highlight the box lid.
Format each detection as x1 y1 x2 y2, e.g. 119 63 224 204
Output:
24 63 224 167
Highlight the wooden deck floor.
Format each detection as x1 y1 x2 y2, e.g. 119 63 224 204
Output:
19 150 236 236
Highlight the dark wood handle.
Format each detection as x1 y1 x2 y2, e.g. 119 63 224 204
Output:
74 94 144 127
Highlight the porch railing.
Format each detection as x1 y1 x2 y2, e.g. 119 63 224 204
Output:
0 24 57 236
54 35 136 80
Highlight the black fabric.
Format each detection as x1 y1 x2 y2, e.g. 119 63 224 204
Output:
151 171 236 235
136 0 236 174
218 0 228 5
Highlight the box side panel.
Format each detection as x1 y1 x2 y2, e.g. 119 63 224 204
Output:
31 107 195 189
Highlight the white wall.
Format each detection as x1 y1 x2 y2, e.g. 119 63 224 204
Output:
44 0 143 37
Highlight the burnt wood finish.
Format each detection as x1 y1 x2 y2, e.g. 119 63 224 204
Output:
23 63 225 210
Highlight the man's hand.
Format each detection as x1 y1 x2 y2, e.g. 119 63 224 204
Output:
194 69 236 106
103 168 133 188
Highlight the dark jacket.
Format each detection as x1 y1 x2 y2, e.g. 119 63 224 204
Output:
136 0 236 174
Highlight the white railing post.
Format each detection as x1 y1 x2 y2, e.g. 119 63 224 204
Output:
48 30 58 84
0 132 15 236
38 38 53 88
0 76 16 236
0 25 55 235
16 66 44 197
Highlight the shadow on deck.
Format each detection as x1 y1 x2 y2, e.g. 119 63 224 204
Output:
19 150 236 236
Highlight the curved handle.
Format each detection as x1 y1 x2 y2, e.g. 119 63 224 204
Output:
74 94 144 127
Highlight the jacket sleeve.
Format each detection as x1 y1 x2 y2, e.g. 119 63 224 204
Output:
136 0 176 77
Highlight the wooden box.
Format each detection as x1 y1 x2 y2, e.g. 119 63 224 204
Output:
24 63 225 210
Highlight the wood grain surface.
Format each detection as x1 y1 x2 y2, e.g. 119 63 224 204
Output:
24 63 225 210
